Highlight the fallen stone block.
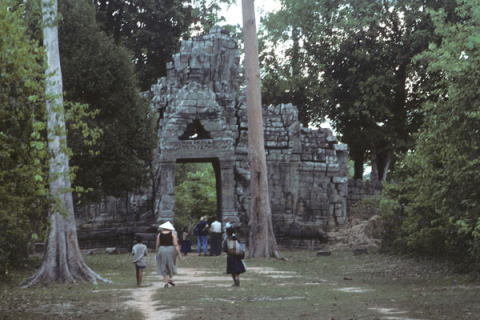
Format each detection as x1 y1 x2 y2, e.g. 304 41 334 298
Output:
316 250 332 256
106 247 118 255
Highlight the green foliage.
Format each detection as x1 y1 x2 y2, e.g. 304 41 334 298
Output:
94 0 234 91
381 0 480 271
174 163 217 231
0 1 49 274
260 0 456 179
346 159 355 179
58 0 157 203
189 0 235 35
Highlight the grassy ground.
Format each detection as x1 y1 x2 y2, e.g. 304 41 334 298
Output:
154 251 480 320
1 250 479 320
0 253 143 320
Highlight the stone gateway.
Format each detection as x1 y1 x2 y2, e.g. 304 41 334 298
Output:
76 27 348 248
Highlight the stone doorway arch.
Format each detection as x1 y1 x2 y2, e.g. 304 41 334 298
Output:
156 157 237 225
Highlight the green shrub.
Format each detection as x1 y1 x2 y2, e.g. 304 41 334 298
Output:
0 1 49 275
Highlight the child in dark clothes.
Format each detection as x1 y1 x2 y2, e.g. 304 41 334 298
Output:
180 226 192 256
222 227 246 287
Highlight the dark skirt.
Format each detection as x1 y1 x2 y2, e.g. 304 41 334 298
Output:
180 240 191 253
226 255 246 274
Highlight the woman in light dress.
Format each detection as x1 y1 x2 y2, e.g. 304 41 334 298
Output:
156 221 181 288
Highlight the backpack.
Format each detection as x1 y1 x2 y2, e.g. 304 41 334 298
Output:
227 238 245 258
193 225 199 236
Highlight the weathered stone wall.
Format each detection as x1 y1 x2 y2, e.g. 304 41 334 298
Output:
75 195 158 249
347 179 383 220
234 100 349 247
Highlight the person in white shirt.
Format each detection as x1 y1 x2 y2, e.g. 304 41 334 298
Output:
132 235 148 287
209 218 222 256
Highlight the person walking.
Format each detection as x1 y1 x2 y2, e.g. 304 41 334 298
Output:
195 216 209 256
156 221 181 288
222 226 246 287
180 226 192 256
132 235 147 287
223 219 232 242
209 218 222 256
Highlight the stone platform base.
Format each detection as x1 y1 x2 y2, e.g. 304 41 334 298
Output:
77 222 158 250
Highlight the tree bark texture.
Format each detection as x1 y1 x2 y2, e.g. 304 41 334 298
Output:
371 148 391 181
377 150 391 181
23 0 110 286
241 0 282 259
370 151 379 181
352 149 365 181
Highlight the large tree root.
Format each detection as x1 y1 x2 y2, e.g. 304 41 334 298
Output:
21 212 112 288
22 260 112 288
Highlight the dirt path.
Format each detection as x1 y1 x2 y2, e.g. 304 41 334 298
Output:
124 279 175 320
125 256 427 320
125 265 232 320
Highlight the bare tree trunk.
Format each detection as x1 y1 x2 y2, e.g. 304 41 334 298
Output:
352 149 365 180
371 148 391 181
149 161 158 213
370 150 379 181
242 0 283 259
23 0 110 287
378 151 391 181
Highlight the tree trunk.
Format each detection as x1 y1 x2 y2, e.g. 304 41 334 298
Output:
242 0 283 259
377 150 391 181
371 148 391 181
351 149 365 180
23 0 110 287
370 150 379 181
149 161 157 213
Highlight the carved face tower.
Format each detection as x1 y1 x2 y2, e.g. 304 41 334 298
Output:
164 25 240 103
150 26 241 224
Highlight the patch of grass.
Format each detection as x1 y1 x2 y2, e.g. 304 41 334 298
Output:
153 250 480 320
0 253 143 320
1 250 479 320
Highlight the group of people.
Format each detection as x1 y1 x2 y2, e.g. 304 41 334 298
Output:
192 216 229 256
131 219 246 288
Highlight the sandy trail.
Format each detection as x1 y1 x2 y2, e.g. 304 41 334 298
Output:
125 263 313 319
124 260 421 320
125 266 232 320
124 279 177 320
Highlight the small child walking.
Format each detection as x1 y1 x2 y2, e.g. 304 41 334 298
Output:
132 235 148 287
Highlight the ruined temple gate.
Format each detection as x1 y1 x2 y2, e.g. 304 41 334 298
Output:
149 26 348 245
76 27 348 247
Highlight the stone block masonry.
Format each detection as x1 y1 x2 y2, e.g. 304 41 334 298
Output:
347 179 383 220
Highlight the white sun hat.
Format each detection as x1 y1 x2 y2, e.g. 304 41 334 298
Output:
158 221 175 231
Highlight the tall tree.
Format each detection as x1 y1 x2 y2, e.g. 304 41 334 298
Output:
58 0 157 205
23 0 109 286
260 0 456 180
242 0 282 259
